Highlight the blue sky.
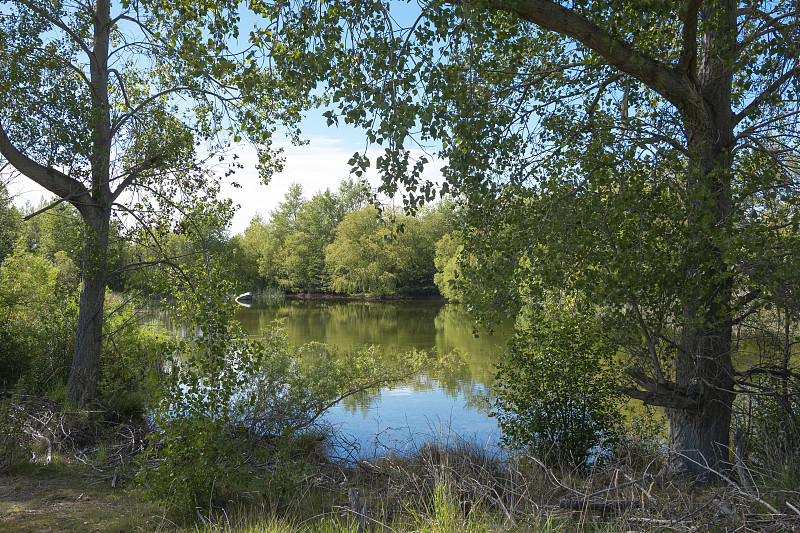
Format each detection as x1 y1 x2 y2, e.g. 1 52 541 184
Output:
219 0 443 235
216 111 444 236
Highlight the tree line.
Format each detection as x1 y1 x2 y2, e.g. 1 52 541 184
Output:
0 177 461 302
233 180 455 297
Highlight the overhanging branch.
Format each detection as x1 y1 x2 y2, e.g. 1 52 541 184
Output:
0 121 94 209
622 369 702 409
463 0 698 115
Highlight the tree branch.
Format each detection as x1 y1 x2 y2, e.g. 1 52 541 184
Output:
110 153 165 202
22 198 67 221
677 0 699 85
476 0 698 114
16 0 94 59
0 122 94 208
582 74 622 132
111 86 236 138
736 8 798 57
734 62 800 126
108 68 131 111
622 369 701 409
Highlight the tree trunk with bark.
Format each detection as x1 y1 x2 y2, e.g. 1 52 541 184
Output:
66 211 110 403
63 0 114 403
665 0 738 478
668 323 736 478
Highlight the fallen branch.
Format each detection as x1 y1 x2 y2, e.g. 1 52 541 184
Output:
585 473 654 499
558 498 641 513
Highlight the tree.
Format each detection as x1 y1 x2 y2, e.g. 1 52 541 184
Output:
325 206 397 295
392 204 450 294
324 204 447 296
0 1 296 401
0 183 21 262
246 179 371 292
495 297 623 466
433 232 461 301
268 0 800 478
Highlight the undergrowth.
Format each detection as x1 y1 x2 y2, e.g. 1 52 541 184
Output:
1 398 799 533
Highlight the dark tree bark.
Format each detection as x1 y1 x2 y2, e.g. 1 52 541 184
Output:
66 211 111 403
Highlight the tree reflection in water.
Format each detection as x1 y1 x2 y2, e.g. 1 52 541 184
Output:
235 299 512 451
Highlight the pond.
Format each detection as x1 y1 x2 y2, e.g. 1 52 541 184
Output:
233 299 513 457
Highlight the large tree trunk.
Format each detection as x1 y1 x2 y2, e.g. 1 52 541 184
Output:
668 136 737 478
66 211 110 403
666 0 738 479
67 0 113 403
667 322 736 479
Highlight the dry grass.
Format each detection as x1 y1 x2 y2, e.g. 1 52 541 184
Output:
2 397 800 532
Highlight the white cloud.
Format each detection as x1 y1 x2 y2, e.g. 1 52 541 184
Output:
222 136 444 236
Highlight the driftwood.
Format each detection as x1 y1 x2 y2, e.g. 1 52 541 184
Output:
347 488 368 533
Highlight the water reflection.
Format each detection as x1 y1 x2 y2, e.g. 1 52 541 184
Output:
235 300 444 352
235 300 512 453
174 299 512 453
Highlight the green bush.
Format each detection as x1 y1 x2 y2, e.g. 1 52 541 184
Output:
97 299 175 416
493 302 623 466
137 269 314 514
0 243 78 394
137 264 430 515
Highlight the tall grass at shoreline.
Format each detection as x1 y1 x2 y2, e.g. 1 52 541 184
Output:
249 287 286 302
176 426 800 533
2 395 799 533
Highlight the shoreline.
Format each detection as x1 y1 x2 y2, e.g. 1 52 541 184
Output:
280 291 448 302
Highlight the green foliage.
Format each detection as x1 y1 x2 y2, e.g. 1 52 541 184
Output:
139 260 427 514
0 241 79 393
494 299 623 466
20 202 83 264
733 325 800 490
325 206 397 295
0 0 303 401
263 0 800 476
239 180 448 296
433 233 462 301
228 232 264 292
137 267 265 512
97 300 176 417
0 185 21 262
325 205 448 296
247 180 372 293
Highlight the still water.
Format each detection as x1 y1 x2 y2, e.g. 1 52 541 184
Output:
234 299 512 456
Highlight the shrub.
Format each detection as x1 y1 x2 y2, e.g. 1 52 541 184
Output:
97 298 175 417
0 243 78 393
493 301 623 466
137 270 323 514
137 266 430 515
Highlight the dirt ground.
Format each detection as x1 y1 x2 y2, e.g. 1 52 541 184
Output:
0 464 170 532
